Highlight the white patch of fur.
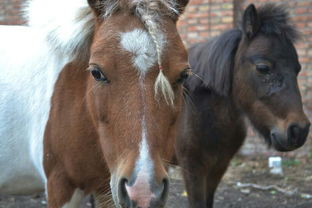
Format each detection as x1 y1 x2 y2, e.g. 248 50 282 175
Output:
136 78 153 176
25 0 94 60
120 29 164 75
122 116 153 207
123 114 154 207
0 0 97 195
0 25 69 194
138 78 154 178
120 28 174 105
137 116 153 173
62 189 84 208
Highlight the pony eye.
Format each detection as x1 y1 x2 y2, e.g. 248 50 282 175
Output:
176 68 191 84
90 67 110 83
256 64 270 74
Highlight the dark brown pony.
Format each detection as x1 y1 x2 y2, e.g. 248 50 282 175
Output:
177 4 310 208
44 0 189 207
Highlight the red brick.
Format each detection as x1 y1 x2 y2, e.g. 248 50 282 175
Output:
295 7 309 15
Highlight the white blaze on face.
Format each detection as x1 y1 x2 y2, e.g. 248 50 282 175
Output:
120 28 157 177
125 116 155 207
137 115 153 177
120 28 161 206
124 115 155 208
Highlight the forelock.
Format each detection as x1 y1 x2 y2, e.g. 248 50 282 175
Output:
99 0 181 18
256 4 300 43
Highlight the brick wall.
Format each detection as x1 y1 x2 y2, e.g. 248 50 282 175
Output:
1 0 312 156
178 0 234 45
0 0 26 25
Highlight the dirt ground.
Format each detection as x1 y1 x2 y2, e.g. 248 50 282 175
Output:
1 155 311 208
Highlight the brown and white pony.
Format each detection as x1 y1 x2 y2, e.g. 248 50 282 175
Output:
43 0 190 208
0 0 189 207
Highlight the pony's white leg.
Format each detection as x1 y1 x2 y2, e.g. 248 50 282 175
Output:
62 189 84 208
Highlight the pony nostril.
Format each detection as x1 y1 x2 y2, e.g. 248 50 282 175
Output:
287 123 310 146
160 178 169 200
118 178 130 207
289 124 300 140
150 178 169 207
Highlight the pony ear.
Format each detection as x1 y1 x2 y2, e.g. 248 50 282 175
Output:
88 0 105 16
169 0 188 22
242 4 260 39
88 0 114 17
177 0 189 14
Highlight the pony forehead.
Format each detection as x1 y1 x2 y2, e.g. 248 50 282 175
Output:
120 29 165 75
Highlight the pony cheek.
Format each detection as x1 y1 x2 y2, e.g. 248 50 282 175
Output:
92 98 109 123
233 80 253 109
86 90 110 124
246 100 277 133
161 122 178 161
97 125 117 171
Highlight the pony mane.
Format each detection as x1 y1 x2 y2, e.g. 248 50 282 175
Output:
186 29 242 96
187 3 299 96
24 0 94 62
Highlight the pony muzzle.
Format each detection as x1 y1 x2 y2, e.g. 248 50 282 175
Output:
270 120 310 152
117 176 169 208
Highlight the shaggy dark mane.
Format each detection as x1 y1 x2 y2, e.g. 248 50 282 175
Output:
186 3 299 96
186 29 242 96
254 3 300 43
